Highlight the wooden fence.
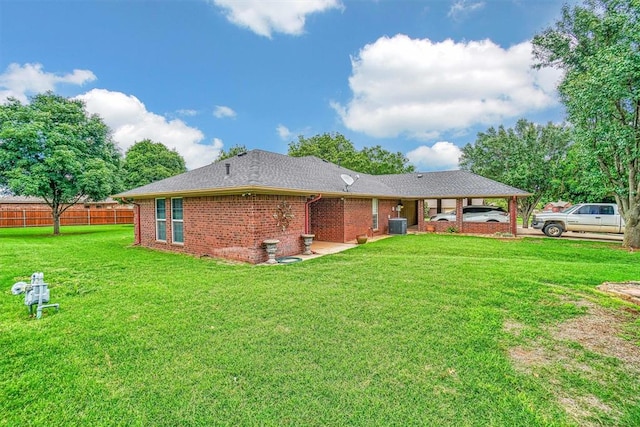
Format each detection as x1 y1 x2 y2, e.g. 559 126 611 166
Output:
0 208 134 228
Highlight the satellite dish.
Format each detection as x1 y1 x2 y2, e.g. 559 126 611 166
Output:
341 174 355 192
340 174 354 186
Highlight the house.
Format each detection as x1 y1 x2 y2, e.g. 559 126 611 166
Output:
113 149 530 264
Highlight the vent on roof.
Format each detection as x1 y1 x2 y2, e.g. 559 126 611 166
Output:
225 163 230 175
238 152 247 157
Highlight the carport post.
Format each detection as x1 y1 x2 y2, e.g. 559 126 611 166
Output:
509 196 518 235
417 199 425 231
455 198 464 232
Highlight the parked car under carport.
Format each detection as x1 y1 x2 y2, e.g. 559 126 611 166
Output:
430 205 509 223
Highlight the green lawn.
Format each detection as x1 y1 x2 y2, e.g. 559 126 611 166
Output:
1 225 639 426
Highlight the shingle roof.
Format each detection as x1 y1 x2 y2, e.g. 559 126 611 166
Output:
114 149 530 199
378 170 530 198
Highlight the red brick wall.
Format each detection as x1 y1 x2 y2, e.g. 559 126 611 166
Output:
310 198 344 242
425 220 510 234
309 197 398 242
136 195 307 264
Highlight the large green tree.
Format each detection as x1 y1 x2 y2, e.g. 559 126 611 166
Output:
551 142 615 203
288 133 414 175
532 0 640 248
122 139 186 190
0 93 121 235
460 119 572 227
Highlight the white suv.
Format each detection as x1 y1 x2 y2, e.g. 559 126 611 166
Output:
430 205 508 223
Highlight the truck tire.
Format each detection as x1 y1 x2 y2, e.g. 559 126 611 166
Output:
543 223 564 237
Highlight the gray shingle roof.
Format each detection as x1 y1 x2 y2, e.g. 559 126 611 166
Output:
114 149 530 199
378 170 530 198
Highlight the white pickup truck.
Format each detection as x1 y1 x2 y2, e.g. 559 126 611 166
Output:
531 203 626 237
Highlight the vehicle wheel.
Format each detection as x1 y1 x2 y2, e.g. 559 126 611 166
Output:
486 220 499 223
543 223 564 237
437 219 449 221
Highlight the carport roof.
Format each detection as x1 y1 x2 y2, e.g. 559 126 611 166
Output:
114 149 531 199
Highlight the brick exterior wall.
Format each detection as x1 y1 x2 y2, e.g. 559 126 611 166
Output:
310 198 344 242
136 195 308 264
134 194 405 264
134 195 521 264
309 197 397 242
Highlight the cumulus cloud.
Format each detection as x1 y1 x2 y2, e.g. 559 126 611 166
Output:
76 89 221 169
213 105 237 118
276 124 292 140
448 0 485 21
333 35 562 140
0 63 96 103
212 0 342 38
407 141 462 171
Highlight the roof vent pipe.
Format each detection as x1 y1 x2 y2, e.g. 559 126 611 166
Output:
225 163 230 175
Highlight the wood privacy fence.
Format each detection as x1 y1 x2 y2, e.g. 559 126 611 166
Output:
0 208 134 228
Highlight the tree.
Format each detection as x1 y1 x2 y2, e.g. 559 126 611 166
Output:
551 143 615 203
0 93 121 235
288 133 414 175
532 0 640 248
216 144 249 161
460 119 572 227
122 139 186 190
357 145 415 175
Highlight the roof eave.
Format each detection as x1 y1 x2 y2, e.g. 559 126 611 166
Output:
113 187 532 200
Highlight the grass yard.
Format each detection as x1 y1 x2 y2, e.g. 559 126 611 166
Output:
1 225 639 426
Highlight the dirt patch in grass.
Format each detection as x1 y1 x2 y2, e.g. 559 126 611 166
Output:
552 300 640 367
505 298 640 425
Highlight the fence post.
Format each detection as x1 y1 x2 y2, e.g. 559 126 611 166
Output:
23 209 26 228
88 208 91 225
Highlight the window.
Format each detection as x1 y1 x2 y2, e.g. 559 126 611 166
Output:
577 205 605 215
156 198 166 241
372 198 379 230
600 205 614 215
171 198 183 244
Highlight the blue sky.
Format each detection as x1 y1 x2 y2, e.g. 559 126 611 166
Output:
1 0 569 170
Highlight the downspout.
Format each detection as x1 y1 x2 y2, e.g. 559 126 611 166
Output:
305 194 322 234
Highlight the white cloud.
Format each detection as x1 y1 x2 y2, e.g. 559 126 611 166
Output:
0 63 96 103
448 0 485 21
176 109 198 117
76 89 220 169
276 124 292 140
333 35 562 140
212 0 343 38
407 141 462 171
213 105 237 118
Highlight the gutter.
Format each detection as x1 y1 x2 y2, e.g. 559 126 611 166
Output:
305 194 322 234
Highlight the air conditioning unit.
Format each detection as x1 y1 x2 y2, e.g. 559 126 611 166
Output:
388 218 407 235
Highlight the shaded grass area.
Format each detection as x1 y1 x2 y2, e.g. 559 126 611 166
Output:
1 226 638 426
